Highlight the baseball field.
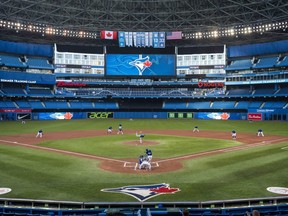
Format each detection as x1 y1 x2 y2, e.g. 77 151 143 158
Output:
0 119 287 202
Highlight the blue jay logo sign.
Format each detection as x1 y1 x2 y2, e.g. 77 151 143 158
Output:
129 56 152 76
101 183 180 202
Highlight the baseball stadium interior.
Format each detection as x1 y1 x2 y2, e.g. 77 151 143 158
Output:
0 0 288 216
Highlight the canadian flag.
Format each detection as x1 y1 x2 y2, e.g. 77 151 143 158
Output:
100 30 117 40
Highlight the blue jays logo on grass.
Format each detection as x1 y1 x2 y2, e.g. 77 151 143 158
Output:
129 56 152 76
101 183 180 202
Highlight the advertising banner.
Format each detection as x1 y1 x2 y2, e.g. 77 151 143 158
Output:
168 112 193 119
195 112 244 120
38 112 85 120
248 113 262 121
16 113 31 121
87 112 114 119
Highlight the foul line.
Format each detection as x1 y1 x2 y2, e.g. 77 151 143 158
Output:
0 139 126 163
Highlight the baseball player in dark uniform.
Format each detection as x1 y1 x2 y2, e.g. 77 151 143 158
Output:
146 148 153 161
231 130 236 139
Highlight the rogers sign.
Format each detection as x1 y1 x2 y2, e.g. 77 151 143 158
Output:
56 81 87 87
198 82 224 88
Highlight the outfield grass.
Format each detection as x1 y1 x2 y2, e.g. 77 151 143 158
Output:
0 119 287 202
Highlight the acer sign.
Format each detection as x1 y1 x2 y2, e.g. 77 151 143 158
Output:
88 112 113 119
197 82 224 88
56 81 87 87
248 113 262 121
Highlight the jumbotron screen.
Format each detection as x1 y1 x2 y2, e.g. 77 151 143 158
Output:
105 54 176 77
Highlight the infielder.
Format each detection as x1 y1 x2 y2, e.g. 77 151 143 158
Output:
36 129 43 138
117 124 123 134
257 129 264 137
231 130 236 139
107 126 113 134
193 126 199 132
137 155 151 170
146 148 153 161
136 131 145 143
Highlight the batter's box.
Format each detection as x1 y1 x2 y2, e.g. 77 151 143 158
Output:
123 162 159 168
123 162 137 168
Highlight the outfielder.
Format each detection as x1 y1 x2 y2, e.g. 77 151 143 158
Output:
257 129 264 137
107 126 113 134
136 131 145 143
231 130 236 139
193 126 199 132
36 129 43 138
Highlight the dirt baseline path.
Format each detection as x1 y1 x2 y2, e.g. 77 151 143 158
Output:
0 129 287 174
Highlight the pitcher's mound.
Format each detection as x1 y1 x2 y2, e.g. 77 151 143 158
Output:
123 140 160 145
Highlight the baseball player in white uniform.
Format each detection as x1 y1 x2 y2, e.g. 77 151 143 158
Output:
136 131 145 144
36 129 43 138
117 124 123 134
231 130 236 139
137 155 151 170
193 126 199 132
257 129 264 137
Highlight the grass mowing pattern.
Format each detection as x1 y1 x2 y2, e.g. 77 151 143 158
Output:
0 119 287 202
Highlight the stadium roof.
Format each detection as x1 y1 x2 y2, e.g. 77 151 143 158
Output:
0 0 288 46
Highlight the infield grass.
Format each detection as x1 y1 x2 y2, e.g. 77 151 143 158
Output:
0 119 287 202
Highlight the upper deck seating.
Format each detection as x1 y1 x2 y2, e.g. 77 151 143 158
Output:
163 101 187 109
2 86 26 96
253 56 278 69
235 101 250 109
275 87 288 96
0 100 17 108
225 59 253 71
187 101 211 109
28 88 53 96
227 89 251 96
44 101 69 109
94 101 118 109
275 56 288 67
69 101 94 109
26 57 54 70
261 101 287 109
0 54 26 68
28 100 45 109
247 101 263 109
16 100 31 108
253 88 276 96
212 101 235 109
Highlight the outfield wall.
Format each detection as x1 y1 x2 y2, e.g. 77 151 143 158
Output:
1 110 287 121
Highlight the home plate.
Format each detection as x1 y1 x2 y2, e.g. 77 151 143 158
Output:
267 187 288 195
13 141 18 143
